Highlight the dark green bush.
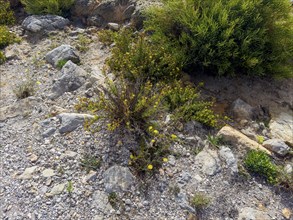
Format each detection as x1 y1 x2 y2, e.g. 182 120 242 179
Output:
244 150 278 184
0 25 17 49
0 0 15 25
107 29 183 83
145 0 293 77
20 0 74 16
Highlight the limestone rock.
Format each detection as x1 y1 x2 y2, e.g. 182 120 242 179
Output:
238 207 270 220
46 183 66 197
42 169 55 178
194 149 221 176
92 190 114 212
22 15 69 33
219 146 238 173
263 139 290 156
231 98 254 120
18 166 38 180
217 126 271 155
269 112 293 146
103 165 135 193
46 45 80 68
49 61 86 99
57 113 94 133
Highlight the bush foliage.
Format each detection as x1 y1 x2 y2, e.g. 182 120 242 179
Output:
145 0 293 77
20 0 74 16
0 0 15 25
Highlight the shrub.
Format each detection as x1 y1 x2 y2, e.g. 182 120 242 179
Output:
20 0 74 16
13 79 36 99
164 81 220 127
244 150 279 184
76 34 92 52
145 0 293 77
0 0 15 25
80 154 101 173
190 192 210 209
107 29 183 83
0 26 15 49
98 29 117 46
56 59 67 69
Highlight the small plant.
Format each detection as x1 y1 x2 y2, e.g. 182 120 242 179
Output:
13 79 36 99
0 51 5 64
98 29 118 46
0 0 15 25
256 135 265 144
20 0 74 16
164 81 222 127
56 59 67 69
66 181 73 194
169 184 180 196
190 192 210 210
76 34 92 52
0 26 16 49
80 154 101 173
108 192 119 209
244 150 279 184
207 134 224 148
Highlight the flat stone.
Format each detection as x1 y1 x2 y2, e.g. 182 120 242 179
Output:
58 113 94 133
231 98 254 120
103 165 135 193
42 169 55 177
18 166 38 180
108 22 119 31
238 207 270 220
42 127 56 138
29 154 38 163
217 126 271 155
46 183 66 197
46 45 80 68
82 170 98 183
263 139 290 156
194 149 221 176
92 191 114 213
282 208 292 220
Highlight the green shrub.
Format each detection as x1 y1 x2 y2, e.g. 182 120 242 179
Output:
20 0 74 16
145 0 293 77
107 29 183 83
80 154 101 173
0 51 5 64
76 34 92 52
56 59 67 69
98 29 118 46
13 79 36 99
0 26 15 49
164 81 220 127
0 0 15 25
190 192 210 209
244 150 279 184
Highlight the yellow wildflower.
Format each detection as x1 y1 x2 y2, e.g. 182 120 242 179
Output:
151 139 155 143
171 134 177 140
163 158 168 162
147 164 153 170
130 154 134 159
148 126 153 131
153 130 159 135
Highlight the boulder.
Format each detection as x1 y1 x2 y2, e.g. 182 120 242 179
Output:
263 139 290 156
103 165 135 193
217 126 271 155
22 15 69 33
57 113 94 133
219 146 238 173
49 61 86 99
46 45 80 68
269 112 293 146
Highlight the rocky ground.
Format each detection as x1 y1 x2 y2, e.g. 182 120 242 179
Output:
0 10 293 220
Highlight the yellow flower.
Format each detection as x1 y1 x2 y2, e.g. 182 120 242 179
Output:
153 130 159 135
171 134 177 140
148 126 153 131
163 158 168 162
36 81 41 85
130 154 134 159
151 139 155 143
147 164 153 170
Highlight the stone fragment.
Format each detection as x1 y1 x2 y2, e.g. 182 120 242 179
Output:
282 208 292 220
46 183 66 197
231 98 254 120
42 169 55 178
92 190 114 213
103 165 135 193
217 126 271 155
18 166 38 180
29 154 38 163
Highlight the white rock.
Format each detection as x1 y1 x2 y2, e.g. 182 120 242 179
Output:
194 149 221 176
18 166 38 180
42 168 55 177
263 139 290 156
